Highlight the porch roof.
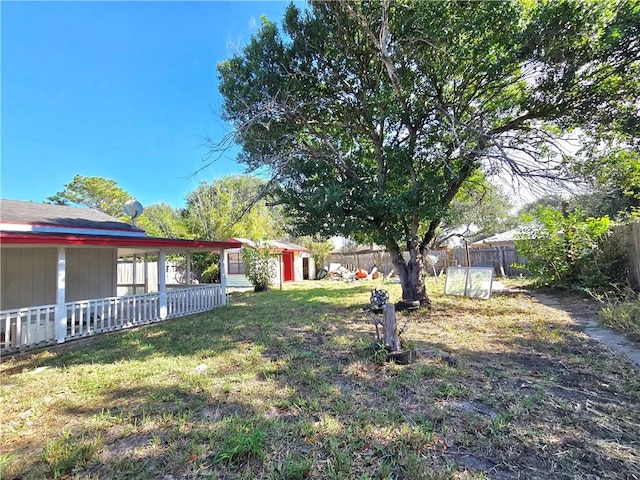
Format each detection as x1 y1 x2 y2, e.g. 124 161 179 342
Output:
1 199 241 256
0 231 242 256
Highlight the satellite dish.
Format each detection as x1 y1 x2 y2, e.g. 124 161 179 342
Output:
124 200 143 225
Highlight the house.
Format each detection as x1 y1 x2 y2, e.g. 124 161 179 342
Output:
0 199 241 352
224 238 313 288
470 228 521 248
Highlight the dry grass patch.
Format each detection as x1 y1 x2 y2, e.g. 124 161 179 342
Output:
1 279 639 479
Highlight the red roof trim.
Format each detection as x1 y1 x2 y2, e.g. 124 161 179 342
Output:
0 232 242 250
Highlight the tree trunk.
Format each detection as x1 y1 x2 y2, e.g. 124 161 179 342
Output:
382 304 400 352
388 245 431 307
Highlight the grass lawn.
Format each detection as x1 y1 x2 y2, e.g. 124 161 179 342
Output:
1 279 639 479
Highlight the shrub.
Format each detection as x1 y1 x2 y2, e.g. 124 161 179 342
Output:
515 206 621 289
241 245 276 291
201 262 220 283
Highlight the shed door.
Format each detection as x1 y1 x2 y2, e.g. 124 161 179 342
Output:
282 252 294 282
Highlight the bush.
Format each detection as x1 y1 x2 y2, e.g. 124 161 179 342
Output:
201 263 220 283
241 245 276 291
515 206 622 289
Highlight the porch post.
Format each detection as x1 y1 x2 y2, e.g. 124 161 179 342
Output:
132 254 137 294
158 249 167 319
143 254 149 293
220 250 227 305
186 251 191 284
55 247 67 343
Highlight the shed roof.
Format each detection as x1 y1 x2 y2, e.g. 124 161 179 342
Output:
229 237 309 252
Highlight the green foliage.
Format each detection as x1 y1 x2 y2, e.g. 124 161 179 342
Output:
517 195 567 219
438 172 515 245
201 261 220 283
572 146 640 219
184 175 284 241
217 0 638 302
241 245 277 291
177 252 222 284
46 175 133 219
137 202 192 239
515 205 622 288
298 235 334 272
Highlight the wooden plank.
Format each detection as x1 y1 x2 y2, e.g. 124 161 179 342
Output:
382 304 400 352
629 223 640 290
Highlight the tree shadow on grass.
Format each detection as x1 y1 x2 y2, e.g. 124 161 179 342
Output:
4 283 640 479
0 284 377 375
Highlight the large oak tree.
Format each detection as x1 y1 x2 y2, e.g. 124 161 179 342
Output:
217 0 639 304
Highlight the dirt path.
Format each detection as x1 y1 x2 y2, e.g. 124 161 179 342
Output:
528 290 640 368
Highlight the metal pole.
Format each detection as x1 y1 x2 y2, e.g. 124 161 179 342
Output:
464 238 471 267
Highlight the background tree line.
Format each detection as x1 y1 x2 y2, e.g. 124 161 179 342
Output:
46 165 638 289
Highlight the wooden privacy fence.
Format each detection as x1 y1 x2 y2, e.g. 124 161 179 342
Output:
329 246 528 278
614 222 640 290
446 246 529 277
328 223 639 285
631 223 640 290
328 251 395 276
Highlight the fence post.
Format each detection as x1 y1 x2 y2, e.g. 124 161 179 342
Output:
633 223 640 290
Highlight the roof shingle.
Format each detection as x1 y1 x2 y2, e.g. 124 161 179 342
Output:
0 199 141 232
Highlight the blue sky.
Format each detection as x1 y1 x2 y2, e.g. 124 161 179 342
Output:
1 1 292 209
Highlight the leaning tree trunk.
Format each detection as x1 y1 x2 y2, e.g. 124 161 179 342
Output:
388 245 431 307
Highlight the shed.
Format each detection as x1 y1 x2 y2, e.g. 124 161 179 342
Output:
224 238 313 288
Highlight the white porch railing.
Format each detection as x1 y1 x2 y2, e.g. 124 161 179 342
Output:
166 284 225 318
0 304 57 351
0 284 226 353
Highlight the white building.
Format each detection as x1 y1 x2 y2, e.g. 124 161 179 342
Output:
224 238 314 288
